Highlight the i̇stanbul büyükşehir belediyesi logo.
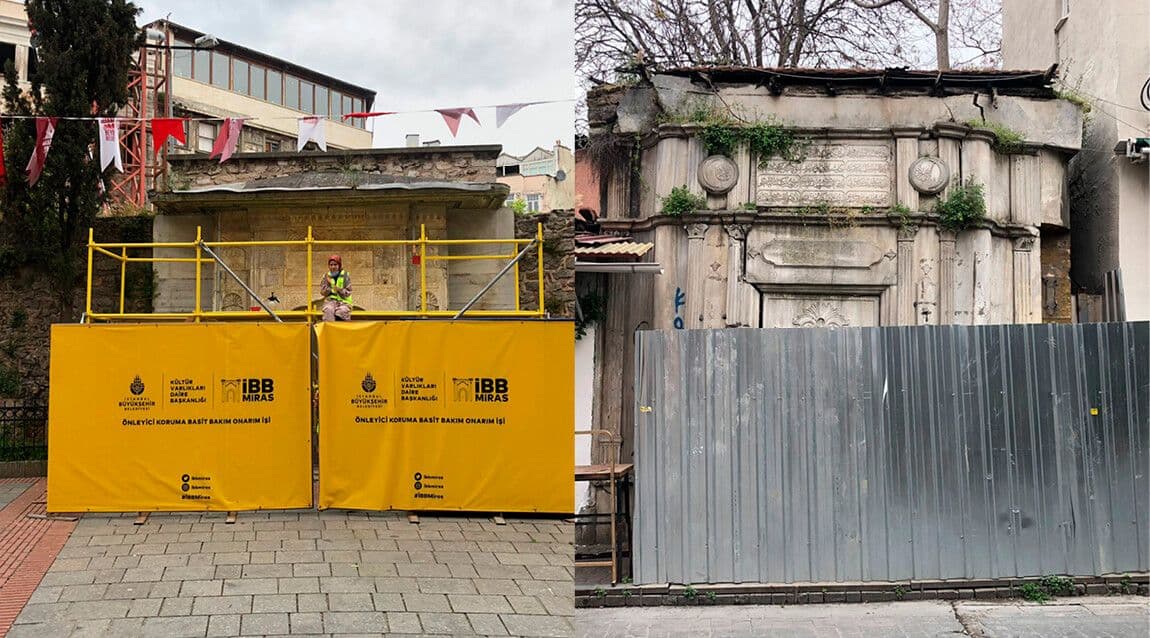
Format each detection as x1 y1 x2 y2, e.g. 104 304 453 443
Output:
452 377 509 402
119 375 156 411
219 378 275 402
351 372 387 407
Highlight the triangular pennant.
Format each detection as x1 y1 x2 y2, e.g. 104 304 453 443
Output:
495 103 531 128
97 118 123 172
208 119 230 159
220 118 245 163
209 118 246 163
151 118 186 153
342 111 395 120
297 116 327 152
26 117 57 186
435 108 480 137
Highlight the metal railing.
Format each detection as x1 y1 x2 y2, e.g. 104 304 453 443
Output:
85 223 546 322
0 402 47 462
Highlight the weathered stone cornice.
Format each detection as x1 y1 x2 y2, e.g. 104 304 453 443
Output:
600 210 1039 239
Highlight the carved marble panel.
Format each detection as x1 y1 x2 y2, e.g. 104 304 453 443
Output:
744 225 898 287
761 294 880 329
756 141 893 208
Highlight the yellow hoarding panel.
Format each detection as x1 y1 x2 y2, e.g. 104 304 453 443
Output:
48 323 312 512
318 321 574 514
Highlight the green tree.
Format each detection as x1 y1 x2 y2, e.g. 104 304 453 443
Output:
0 0 141 316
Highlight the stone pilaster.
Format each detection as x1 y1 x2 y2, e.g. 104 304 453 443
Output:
893 129 921 212
938 230 957 323
896 225 917 325
1013 235 1037 323
685 222 709 328
723 225 757 327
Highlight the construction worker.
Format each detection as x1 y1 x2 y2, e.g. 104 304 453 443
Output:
320 255 353 321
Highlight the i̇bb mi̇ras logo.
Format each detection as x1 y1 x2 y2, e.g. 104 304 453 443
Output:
220 378 275 402
452 377 509 402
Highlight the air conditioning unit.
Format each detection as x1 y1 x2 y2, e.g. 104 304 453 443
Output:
1124 138 1149 162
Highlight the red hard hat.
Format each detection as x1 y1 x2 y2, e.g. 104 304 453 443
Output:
327 254 342 265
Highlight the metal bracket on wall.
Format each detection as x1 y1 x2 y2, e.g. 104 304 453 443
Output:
198 242 283 323
452 238 538 320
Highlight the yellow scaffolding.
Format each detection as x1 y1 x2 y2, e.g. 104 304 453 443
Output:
86 223 548 323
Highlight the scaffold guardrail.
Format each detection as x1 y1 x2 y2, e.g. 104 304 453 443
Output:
85 223 546 322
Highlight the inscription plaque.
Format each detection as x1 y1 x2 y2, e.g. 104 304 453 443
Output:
756 142 893 208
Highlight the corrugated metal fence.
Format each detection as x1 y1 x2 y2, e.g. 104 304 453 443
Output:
633 323 1149 585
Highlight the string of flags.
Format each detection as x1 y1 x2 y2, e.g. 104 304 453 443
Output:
1 98 570 185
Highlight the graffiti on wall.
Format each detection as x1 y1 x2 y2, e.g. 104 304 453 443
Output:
673 287 685 329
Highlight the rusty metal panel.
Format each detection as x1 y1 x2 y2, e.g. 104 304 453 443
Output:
633 323 1150 585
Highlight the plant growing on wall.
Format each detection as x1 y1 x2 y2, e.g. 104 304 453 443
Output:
934 178 986 231
575 291 606 340
509 198 528 215
964 119 1025 154
660 185 707 216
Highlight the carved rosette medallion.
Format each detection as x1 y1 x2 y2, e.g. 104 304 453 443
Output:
791 300 850 328
698 155 739 195
908 156 949 195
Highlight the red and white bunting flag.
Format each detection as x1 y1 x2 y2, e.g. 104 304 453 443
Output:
435 108 480 137
342 111 395 120
26 116 57 186
209 118 245 163
97 118 123 172
495 103 533 128
297 116 327 152
151 118 187 153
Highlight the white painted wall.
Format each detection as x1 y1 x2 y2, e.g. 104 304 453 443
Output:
574 324 595 511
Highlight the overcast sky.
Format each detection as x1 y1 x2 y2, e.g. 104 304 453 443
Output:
135 0 575 156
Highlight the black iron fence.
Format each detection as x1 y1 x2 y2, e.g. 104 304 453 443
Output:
0 402 47 461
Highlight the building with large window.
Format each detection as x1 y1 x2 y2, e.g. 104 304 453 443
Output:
0 0 33 87
156 20 375 154
496 142 574 213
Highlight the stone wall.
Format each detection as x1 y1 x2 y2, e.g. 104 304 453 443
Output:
0 216 154 401
166 147 498 191
1041 228 1073 323
516 210 575 318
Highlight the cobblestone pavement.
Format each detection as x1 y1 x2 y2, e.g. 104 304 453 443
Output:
576 596 1149 637
8 509 574 637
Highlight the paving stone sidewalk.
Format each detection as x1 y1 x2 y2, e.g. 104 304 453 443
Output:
576 596 1150 637
9 509 574 637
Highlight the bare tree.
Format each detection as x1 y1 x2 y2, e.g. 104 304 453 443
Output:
853 0 1001 70
576 0 918 85
577 0 1002 86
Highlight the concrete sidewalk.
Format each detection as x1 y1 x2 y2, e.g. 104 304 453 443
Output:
576 596 1149 637
8 509 574 637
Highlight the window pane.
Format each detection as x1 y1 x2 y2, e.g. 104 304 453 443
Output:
342 94 352 115
233 59 248 94
193 49 209 82
267 70 282 103
316 86 328 117
250 65 265 100
197 122 216 152
285 75 299 109
173 41 192 78
331 91 343 118
211 51 228 88
300 81 314 113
